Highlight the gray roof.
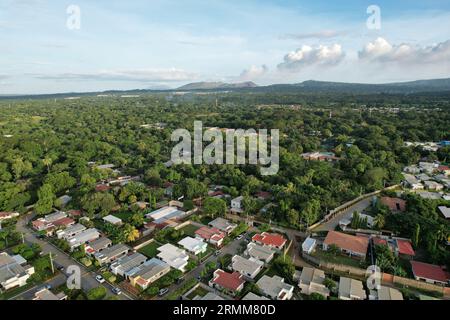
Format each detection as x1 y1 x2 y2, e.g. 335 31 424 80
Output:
128 258 170 281
246 242 275 261
242 292 270 300
339 277 366 299
232 255 264 277
0 253 28 285
208 217 237 232
256 275 293 299
110 252 147 275
87 237 112 251
94 243 130 262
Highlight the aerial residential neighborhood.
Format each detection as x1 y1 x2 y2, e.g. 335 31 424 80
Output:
0 0 449 312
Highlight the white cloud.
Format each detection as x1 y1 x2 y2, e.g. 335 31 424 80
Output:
280 30 341 40
277 44 345 71
239 65 268 81
30 68 198 83
359 37 450 64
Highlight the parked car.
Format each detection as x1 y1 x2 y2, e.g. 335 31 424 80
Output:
214 250 221 256
176 277 185 284
55 264 65 271
236 235 243 240
158 288 169 296
95 275 105 283
112 287 122 295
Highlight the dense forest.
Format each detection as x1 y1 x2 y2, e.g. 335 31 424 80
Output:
0 92 449 231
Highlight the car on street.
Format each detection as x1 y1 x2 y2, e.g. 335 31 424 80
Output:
112 287 122 295
214 250 221 256
176 277 185 284
236 235 243 240
158 288 169 296
95 275 105 283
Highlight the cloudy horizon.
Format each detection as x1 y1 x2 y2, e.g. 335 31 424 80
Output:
1 0 450 94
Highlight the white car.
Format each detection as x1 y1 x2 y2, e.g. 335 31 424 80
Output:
95 275 105 283
236 235 243 240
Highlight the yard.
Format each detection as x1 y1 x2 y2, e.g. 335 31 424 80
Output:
185 285 210 300
178 224 200 237
313 249 365 269
138 241 161 258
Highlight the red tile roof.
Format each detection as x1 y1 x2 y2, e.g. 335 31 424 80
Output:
380 197 406 212
438 165 449 172
211 270 245 291
195 226 225 241
68 210 82 216
255 191 271 199
95 184 111 192
411 261 450 283
396 239 415 256
52 217 75 227
324 231 369 256
373 237 388 246
252 232 286 248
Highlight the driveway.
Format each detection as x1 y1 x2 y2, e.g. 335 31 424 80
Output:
312 197 373 232
14 213 133 300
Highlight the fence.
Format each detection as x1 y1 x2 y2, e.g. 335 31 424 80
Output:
308 185 399 231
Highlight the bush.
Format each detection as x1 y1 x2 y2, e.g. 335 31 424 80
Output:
146 286 159 297
80 257 92 267
87 287 107 300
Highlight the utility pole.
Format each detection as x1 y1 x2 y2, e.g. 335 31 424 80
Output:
49 252 55 274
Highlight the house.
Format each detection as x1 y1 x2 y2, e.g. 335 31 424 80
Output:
56 223 86 240
0 253 35 291
231 255 264 280
67 228 100 251
419 162 438 174
252 232 287 251
208 217 237 235
95 184 111 192
94 244 130 265
67 210 83 218
338 218 351 231
0 212 19 222
128 258 171 290
195 226 226 247
301 152 339 162
437 165 450 176
245 242 275 264
85 237 113 255
32 211 71 233
44 211 68 223
156 243 189 272
298 267 330 298
376 286 403 300
256 275 294 300
395 239 415 259
323 231 369 259
230 196 244 214
32 288 67 300
402 174 424 190
301 237 317 255
209 269 245 295
424 181 444 191
193 292 225 300
103 215 123 226
403 165 420 174
145 206 186 225
178 237 208 255
380 197 406 212
410 261 450 286
255 191 272 201
52 217 75 229
242 292 270 300
416 173 432 182
438 206 450 219
338 277 367 300
110 252 147 277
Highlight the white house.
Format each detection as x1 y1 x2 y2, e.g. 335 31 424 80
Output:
230 196 244 214
245 242 275 264
0 253 35 291
178 237 208 255
301 237 317 254
403 174 424 190
103 215 123 226
231 255 264 280
256 275 294 300
157 243 189 272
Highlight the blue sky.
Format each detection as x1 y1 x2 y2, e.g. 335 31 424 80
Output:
1 0 450 94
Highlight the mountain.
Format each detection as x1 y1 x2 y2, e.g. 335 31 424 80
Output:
177 81 258 90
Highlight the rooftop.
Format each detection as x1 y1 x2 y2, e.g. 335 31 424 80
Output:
324 231 369 256
256 275 294 300
380 197 406 212
211 269 245 292
232 255 264 276
411 261 450 283
339 277 366 299
438 206 450 219
252 232 287 248
396 239 415 256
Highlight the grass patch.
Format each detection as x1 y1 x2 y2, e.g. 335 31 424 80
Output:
313 249 365 269
179 224 200 237
138 242 160 258
186 286 209 300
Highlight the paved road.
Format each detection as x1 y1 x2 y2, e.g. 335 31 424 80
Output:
14 214 133 300
312 197 373 232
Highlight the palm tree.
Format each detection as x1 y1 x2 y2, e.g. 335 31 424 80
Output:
374 214 385 230
42 157 53 173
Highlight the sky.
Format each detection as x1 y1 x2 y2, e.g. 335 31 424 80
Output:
1 0 450 94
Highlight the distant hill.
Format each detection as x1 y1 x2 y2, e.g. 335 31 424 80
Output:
1 78 449 100
177 81 258 90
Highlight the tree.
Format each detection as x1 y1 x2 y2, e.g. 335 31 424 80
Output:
87 287 107 300
310 292 326 300
203 197 227 218
327 244 340 257
130 213 144 228
412 223 420 248
323 278 337 291
35 184 55 215
122 224 140 243
374 214 385 230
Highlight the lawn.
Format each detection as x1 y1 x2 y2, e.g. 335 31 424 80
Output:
313 249 365 269
138 241 161 258
179 224 200 237
112 212 133 221
186 285 209 300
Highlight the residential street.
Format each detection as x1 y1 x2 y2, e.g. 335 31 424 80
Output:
14 213 133 300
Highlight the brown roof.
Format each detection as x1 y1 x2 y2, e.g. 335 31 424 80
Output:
324 231 369 256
